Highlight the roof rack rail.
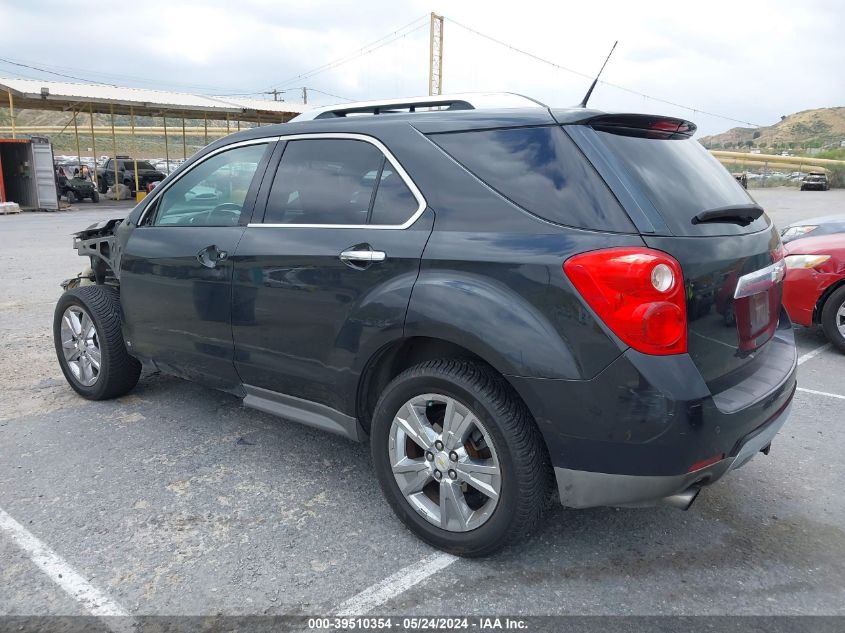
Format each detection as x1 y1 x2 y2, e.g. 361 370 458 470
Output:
290 92 547 122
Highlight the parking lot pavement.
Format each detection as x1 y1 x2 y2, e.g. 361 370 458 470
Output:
1 189 844 618
751 187 845 227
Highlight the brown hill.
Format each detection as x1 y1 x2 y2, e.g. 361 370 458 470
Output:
0 108 245 157
699 107 845 150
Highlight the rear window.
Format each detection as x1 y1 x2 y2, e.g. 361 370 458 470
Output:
120 160 156 171
429 126 634 233
593 130 767 235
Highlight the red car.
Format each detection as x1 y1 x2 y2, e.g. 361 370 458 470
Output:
782 233 845 352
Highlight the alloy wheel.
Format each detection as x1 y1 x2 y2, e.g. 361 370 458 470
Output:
388 394 501 532
59 305 101 387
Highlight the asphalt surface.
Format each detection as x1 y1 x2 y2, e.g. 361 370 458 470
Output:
1 189 844 618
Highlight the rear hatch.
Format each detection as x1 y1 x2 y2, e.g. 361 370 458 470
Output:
566 114 790 400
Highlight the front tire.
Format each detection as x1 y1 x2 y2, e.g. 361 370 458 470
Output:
54 286 141 400
820 285 845 354
371 359 551 557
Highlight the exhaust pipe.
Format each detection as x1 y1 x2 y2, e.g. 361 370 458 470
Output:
660 486 701 511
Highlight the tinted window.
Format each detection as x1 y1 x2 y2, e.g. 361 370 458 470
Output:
594 130 765 235
152 143 267 227
119 161 154 170
264 140 384 225
370 167 417 225
430 126 633 232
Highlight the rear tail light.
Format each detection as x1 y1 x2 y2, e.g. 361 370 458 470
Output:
563 247 687 355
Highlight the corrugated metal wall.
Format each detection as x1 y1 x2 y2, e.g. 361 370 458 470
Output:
31 138 58 210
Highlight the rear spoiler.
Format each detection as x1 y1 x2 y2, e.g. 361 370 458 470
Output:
586 114 696 139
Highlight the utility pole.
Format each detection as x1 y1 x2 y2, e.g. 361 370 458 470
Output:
302 87 308 104
266 89 281 101
428 13 444 96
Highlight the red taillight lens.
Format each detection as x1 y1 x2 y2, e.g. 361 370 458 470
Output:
563 247 687 355
650 120 680 132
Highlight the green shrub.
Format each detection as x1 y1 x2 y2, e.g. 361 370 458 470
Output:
826 165 845 188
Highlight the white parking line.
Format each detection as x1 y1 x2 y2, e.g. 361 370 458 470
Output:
797 343 831 365
0 506 132 627
334 551 458 616
797 387 845 401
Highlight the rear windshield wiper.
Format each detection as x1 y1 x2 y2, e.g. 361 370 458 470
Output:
692 204 764 227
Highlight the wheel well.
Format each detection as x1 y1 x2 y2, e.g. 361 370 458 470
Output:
357 337 496 434
813 279 845 324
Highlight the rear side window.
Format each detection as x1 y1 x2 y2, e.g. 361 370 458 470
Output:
593 130 766 236
263 139 420 226
429 126 634 232
265 140 382 225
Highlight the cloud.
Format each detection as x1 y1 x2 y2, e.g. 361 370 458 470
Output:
1 0 843 135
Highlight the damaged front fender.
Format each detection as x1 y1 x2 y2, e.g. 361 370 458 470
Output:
61 218 124 289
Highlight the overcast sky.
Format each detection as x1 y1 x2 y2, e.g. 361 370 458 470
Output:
1 0 843 136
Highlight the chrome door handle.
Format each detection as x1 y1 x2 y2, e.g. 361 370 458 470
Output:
339 249 386 263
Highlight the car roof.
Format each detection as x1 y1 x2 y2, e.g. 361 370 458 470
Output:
785 214 845 228
217 105 703 150
222 106 606 141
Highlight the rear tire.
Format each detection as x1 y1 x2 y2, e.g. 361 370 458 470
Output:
820 285 845 354
54 286 141 400
370 359 552 557
65 190 75 203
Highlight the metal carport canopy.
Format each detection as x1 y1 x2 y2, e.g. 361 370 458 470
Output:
0 77 309 123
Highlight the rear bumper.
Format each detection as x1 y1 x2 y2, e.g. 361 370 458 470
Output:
554 399 792 508
509 314 797 508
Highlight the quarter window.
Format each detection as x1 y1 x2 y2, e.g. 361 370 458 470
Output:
370 168 417 225
151 143 268 227
430 126 634 232
263 139 418 226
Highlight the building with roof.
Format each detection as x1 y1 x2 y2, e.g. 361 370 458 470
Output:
1 78 307 124
0 78 310 207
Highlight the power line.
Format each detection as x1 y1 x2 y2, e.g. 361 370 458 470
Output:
0 62 43 81
446 17 763 128
210 86 353 102
269 14 429 90
0 56 263 96
305 88 354 102
0 56 110 85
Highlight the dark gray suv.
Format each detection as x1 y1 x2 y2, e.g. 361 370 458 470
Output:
54 93 797 556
